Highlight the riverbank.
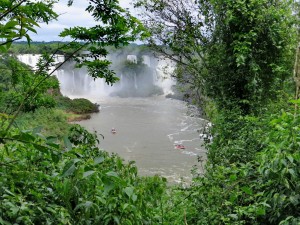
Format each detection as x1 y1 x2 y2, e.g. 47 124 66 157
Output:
55 92 99 122
66 113 91 122
16 106 95 139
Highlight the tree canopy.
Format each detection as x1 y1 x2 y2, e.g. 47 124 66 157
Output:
0 0 58 51
135 0 297 113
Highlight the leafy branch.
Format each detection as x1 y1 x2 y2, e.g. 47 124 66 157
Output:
0 0 27 20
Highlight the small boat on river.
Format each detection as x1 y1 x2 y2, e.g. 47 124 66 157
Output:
175 144 185 149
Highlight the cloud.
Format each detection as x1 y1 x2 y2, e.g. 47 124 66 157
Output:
30 0 134 41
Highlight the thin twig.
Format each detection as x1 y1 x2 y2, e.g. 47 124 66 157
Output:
184 209 188 225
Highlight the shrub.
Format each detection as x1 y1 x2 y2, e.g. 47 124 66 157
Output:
189 101 300 224
56 95 99 114
0 125 169 224
16 107 71 138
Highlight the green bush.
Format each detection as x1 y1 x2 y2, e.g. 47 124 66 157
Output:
0 57 59 113
56 96 99 114
0 124 169 224
16 107 71 138
207 108 265 167
188 101 300 224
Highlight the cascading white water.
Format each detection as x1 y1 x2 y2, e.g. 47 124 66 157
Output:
133 73 138 89
142 55 151 67
120 74 123 88
127 55 137 63
17 54 65 77
17 54 41 69
17 54 65 68
54 55 175 99
17 53 176 98
155 57 176 95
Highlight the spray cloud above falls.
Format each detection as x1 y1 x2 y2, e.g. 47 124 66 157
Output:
17 46 176 99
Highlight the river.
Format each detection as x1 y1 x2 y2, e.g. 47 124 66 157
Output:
15 53 207 183
76 96 207 184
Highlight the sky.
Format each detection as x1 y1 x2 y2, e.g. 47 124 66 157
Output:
31 0 135 42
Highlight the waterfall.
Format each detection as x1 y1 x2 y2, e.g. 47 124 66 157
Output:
127 55 137 63
17 53 177 98
72 71 76 93
120 74 123 88
155 57 176 95
134 73 138 89
17 54 41 70
142 55 151 67
17 54 65 70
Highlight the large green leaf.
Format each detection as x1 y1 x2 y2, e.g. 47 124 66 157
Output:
124 187 134 197
106 171 118 178
93 156 104 165
61 159 80 177
83 170 95 178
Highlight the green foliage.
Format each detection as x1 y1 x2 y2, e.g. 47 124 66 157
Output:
0 124 169 224
56 95 99 114
207 108 265 166
8 42 70 55
0 0 58 51
0 56 59 114
16 108 71 138
188 100 300 224
68 124 99 147
205 0 297 113
256 108 300 224
136 0 297 114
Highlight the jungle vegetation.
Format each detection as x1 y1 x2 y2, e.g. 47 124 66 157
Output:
1 0 300 224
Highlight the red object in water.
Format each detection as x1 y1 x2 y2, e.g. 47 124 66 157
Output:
175 144 185 149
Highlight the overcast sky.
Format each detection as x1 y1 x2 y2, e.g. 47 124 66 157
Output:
31 0 135 42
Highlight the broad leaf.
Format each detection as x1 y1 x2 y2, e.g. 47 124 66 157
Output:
124 187 134 197
94 156 104 165
83 170 96 178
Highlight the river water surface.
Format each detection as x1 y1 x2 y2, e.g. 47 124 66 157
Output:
16 54 207 183
77 96 206 183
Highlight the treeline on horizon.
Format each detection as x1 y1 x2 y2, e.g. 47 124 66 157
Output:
8 41 148 55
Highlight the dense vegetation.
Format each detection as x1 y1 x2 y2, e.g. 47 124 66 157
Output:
135 0 300 224
0 124 170 224
56 95 99 115
1 0 300 224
